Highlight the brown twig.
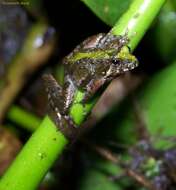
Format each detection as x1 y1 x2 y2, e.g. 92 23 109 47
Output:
83 139 156 190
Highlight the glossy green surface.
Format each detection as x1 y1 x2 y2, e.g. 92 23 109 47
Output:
0 116 68 190
82 0 132 26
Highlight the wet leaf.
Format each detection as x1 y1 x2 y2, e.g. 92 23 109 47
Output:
115 61 176 148
82 0 132 26
154 1 176 62
79 169 122 190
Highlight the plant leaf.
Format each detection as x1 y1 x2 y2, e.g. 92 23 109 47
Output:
82 0 132 26
154 1 176 62
116 61 176 149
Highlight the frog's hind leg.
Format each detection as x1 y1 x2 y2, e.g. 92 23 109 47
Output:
42 74 63 110
43 74 75 115
43 74 77 128
43 74 64 126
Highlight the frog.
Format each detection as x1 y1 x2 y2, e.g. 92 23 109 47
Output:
43 32 138 135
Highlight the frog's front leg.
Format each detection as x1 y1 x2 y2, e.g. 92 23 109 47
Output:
82 77 106 103
62 74 76 113
57 75 78 128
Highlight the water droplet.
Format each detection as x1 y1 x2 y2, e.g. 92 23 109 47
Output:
38 152 46 160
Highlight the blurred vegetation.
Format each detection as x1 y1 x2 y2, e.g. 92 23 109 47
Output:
0 0 176 190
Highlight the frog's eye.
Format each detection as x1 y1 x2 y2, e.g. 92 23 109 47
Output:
112 59 120 65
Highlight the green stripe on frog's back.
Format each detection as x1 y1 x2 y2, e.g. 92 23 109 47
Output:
69 49 116 63
69 46 136 63
117 46 138 62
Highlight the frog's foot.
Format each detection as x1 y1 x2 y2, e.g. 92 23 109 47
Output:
59 114 79 141
49 109 79 140
48 104 77 129
64 114 77 128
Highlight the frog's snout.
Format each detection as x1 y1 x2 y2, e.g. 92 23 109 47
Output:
125 58 139 70
112 56 138 72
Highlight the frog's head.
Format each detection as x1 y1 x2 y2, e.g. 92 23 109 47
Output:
107 46 138 77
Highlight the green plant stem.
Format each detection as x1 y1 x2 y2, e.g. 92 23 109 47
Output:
0 0 166 189
7 105 41 132
112 0 166 51
0 116 68 190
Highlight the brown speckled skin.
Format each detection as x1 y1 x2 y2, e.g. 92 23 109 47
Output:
43 33 138 134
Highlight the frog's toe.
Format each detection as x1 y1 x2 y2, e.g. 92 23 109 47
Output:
64 115 77 128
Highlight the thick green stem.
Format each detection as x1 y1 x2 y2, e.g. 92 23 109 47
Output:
0 0 166 189
112 0 166 51
0 116 68 190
